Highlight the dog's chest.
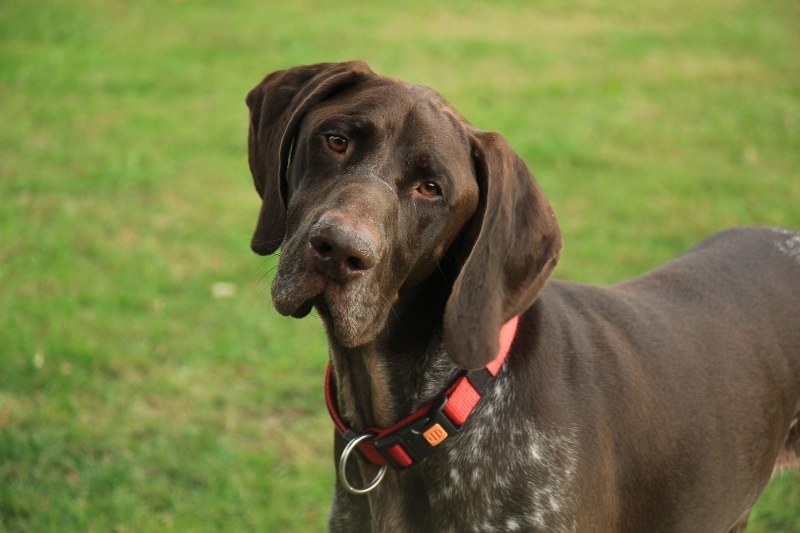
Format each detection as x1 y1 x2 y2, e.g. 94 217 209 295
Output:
335 378 580 533
427 379 578 532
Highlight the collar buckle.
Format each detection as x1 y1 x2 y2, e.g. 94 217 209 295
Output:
373 394 460 468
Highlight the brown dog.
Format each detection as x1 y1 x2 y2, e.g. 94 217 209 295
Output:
246 61 800 532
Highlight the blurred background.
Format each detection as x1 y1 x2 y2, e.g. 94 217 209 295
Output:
2 0 798 530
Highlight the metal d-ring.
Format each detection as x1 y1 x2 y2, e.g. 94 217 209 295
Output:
338 433 388 495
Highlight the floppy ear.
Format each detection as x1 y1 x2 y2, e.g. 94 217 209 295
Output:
443 131 562 369
246 61 374 255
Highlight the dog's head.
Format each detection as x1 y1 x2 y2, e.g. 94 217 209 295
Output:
247 61 561 369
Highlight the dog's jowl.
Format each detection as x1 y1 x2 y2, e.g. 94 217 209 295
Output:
246 61 800 533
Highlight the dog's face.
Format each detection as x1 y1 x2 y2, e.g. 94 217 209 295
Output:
272 80 480 347
248 62 562 368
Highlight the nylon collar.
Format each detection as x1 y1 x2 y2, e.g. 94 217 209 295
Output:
325 316 520 473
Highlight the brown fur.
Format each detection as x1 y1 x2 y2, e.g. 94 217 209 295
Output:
247 61 800 532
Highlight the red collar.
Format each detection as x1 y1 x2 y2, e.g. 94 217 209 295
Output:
325 315 520 470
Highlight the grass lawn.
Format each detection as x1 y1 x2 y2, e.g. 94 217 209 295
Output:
2 0 798 531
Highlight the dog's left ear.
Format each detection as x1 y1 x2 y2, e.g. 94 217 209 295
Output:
443 131 562 369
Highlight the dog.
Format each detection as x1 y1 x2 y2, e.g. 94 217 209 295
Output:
246 61 800 532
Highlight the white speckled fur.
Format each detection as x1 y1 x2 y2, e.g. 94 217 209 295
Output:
773 227 800 264
423 363 579 533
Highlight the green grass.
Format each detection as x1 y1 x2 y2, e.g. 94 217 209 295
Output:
1 0 798 531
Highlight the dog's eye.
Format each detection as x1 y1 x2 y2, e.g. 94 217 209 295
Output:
416 180 442 199
326 134 349 154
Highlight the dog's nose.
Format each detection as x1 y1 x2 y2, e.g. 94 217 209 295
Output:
309 214 379 281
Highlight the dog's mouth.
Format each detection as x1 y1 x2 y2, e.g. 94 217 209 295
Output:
290 298 316 319
288 295 337 323
273 275 388 348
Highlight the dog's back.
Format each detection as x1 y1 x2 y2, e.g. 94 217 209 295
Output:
534 227 800 531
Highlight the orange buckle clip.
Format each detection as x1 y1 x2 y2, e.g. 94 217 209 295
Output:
422 423 449 446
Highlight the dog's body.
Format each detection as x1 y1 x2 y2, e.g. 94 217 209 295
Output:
246 61 800 532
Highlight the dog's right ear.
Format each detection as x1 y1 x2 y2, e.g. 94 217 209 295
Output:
246 61 374 255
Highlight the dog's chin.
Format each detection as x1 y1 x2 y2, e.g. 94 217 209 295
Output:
314 298 380 348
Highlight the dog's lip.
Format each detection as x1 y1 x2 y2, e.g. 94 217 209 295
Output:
274 279 334 320
273 285 322 318
291 298 316 318
272 266 325 317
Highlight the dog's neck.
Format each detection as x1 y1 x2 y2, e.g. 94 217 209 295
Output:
324 282 459 430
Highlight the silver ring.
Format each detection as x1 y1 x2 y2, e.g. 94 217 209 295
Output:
338 433 388 495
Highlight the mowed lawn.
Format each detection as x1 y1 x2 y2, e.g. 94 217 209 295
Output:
2 0 798 531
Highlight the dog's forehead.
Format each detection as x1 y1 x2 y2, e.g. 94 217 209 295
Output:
312 78 467 138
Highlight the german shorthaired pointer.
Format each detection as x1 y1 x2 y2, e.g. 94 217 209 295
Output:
246 61 800 532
